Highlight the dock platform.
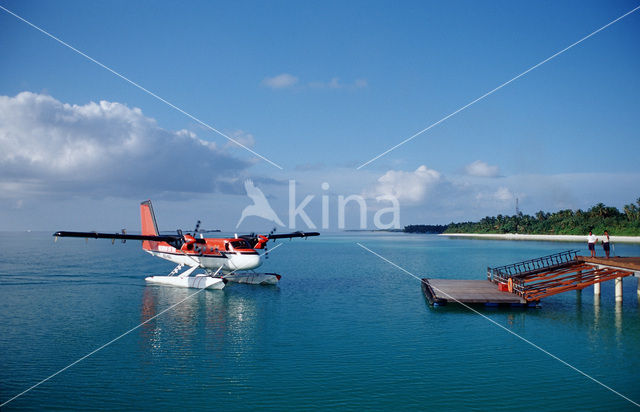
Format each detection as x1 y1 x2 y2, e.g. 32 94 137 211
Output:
580 256 640 272
422 251 639 307
421 278 528 306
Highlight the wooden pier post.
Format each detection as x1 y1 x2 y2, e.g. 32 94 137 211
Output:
594 274 601 296
615 277 623 302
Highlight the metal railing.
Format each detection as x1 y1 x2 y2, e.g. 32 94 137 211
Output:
518 265 632 301
487 250 579 283
486 250 635 301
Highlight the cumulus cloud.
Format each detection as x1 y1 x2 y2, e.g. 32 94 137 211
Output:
464 160 500 177
0 92 251 199
262 73 299 89
370 165 442 203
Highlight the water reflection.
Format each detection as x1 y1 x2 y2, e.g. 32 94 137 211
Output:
138 285 279 357
593 297 600 331
614 301 622 341
504 312 528 329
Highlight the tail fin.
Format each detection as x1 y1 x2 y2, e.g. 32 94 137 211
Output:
140 200 159 250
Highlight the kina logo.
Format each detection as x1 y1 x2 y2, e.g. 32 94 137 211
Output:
236 180 285 228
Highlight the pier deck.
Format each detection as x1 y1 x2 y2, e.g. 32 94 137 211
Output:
423 252 639 307
580 256 640 272
421 278 527 306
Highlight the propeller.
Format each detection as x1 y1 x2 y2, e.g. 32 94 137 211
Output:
264 230 272 258
263 228 278 259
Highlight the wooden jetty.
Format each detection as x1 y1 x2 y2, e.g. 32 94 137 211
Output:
422 250 640 307
421 278 528 306
580 256 640 271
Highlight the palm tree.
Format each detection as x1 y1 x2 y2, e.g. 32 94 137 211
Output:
590 203 606 218
624 203 638 221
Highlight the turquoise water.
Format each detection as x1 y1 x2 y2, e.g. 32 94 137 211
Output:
1 232 639 410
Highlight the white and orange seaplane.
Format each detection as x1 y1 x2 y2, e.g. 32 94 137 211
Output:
53 200 319 289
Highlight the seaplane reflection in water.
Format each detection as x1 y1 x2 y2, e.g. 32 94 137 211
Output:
54 200 319 289
140 284 272 355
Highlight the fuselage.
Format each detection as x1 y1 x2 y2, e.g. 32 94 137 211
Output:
144 236 262 274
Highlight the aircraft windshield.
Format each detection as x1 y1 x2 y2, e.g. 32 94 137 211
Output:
230 240 251 249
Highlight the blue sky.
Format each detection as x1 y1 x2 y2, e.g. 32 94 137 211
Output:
1 0 639 231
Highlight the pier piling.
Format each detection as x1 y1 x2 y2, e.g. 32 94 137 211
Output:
615 277 623 302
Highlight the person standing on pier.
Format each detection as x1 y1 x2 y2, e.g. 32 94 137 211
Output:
587 231 597 257
601 230 611 258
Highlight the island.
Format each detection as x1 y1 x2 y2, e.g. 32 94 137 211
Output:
404 198 640 237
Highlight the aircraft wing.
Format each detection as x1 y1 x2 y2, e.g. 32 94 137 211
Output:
53 231 180 243
266 231 320 240
239 231 320 246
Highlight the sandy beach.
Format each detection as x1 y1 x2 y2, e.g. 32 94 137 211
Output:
440 233 640 243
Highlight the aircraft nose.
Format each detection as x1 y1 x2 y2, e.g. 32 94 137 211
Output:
250 253 262 267
230 253 262 270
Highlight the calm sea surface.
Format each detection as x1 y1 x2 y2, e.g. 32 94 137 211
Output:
1 232 639 410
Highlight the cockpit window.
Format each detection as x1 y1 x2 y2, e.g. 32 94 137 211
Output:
230 240 251 249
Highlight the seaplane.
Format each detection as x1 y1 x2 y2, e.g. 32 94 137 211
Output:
53 200 319 289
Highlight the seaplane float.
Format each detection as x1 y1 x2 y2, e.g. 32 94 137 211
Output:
53 200 319 289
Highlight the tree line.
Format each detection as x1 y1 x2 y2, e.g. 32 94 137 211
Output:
404 224 448 234
404 198 640 236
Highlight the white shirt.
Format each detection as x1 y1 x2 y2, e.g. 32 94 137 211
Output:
602 235 610 243
588 234 597 244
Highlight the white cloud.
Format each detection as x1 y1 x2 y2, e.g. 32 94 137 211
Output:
328 77 341 89
262 74 368 91
354 78 368 88
262 73 299 89
370 165 442 203
309 77 368 90
0 92 251 199
493 187 515 202
225 129 255 149
464 160 500 177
